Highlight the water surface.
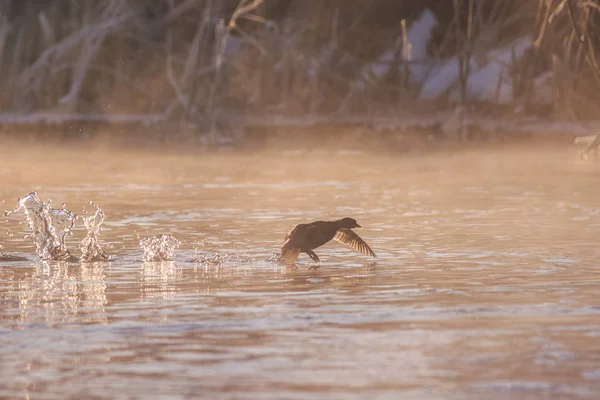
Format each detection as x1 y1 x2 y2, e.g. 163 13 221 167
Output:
1 145 600 399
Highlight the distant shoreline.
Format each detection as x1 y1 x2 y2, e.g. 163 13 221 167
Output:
0 111 591 153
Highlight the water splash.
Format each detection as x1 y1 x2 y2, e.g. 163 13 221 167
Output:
80 201 110 263
192 251 226 265
140 234 180 261
268 252 284 263
5 192 76 261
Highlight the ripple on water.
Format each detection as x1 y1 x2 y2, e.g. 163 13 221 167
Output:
1 150 600 398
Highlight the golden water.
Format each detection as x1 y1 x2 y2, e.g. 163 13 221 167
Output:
1 144 600 399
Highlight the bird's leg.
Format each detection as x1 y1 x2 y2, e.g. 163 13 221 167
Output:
306 250 320 270
306 250 320 263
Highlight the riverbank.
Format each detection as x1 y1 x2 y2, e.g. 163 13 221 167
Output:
0 111 594 154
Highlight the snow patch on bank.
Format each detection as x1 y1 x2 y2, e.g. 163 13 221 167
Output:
420 36 534 103
360 9 552 106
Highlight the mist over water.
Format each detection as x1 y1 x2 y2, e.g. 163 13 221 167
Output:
1 143 600 399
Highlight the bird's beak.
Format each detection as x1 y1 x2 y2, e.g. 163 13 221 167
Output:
356 224 362 228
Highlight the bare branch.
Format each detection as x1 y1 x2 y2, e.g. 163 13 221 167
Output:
59 34 107 105
206 0 265 138
166 27 190 112
164 0 205 24
181 20 207 84
534 0 554 48
0 19 11 64
233 25 268 55
566 0 583 42
581 1 600 13
38 12 55 46
231 0 265 23
18 13 136 89
240 14 270 24
549 0 568 23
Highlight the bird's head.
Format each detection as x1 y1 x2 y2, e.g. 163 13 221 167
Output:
338 217 361 229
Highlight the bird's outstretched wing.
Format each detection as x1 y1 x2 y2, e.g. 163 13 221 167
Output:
280 243 301 264
333 229 376 257
280 225 307 264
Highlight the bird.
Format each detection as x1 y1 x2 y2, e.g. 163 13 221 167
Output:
280 217 376 267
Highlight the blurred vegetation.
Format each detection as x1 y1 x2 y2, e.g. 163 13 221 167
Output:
0 0 599 130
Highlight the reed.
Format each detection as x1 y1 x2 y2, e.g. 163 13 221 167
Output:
531 0 600 119
6 0 595 134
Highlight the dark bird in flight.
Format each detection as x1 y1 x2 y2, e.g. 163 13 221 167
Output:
280 217 376 266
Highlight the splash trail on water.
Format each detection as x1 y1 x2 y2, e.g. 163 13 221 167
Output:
80 201 110 262
5 192 76 261
140 234 180 261
191 251 282 265
190 240 281 265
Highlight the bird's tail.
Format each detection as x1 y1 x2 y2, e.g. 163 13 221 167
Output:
280 241 301 265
